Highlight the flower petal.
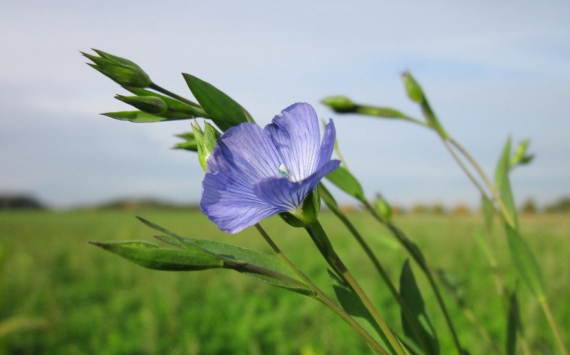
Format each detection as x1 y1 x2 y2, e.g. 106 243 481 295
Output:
202 122 284 234
264 103 320 182
253 160 341 212
207 122 282 182
201 170 280 234
317 119 336 170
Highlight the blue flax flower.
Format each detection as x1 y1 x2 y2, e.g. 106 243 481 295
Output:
201 102 340 234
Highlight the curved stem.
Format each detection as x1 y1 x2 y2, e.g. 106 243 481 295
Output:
540 300 569 355
254 224 390 355
362 200 464 355
448 138 516 229
326 201 431 351
306 221 407 355
441 139 488 198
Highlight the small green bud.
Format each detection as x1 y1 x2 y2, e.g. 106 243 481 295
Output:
280 189 321 228
401 71 425 103
115 95 168 115
82 49 151 88
321 96 356 113
374 194 392 221
510 139 534 169
193 121 221 171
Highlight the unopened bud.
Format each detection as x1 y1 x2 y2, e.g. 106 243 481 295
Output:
322 96 357 113
374 194 392 221
83 49 151 88
115 95 167 115
401 71 424 103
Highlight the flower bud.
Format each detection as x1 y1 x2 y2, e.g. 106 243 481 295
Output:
193 121 221 171
510 139 534 168
401 71 424 103
321 96 356 113
279 189 321 228
374 194 392 221
82 49 151 88
115 95 168 115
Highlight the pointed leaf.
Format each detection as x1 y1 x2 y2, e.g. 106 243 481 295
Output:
400 260 439 355
328 271 395 354
506 225 545 300
495 137 518 228
102 110 191 123
137 217 313 295
89 240 224 271
325 166 365 201
183 74 251 131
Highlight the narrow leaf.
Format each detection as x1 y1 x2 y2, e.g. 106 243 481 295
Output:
506 225 545 300
137 217 312 295
400 260 439 355
325 166 365 201
328 271 394 353
495 137 518 228
89 240 224 271
102 110 191 123
183 74 250 131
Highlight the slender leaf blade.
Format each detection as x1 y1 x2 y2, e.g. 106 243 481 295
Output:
495 138 518 228
400 260 439 355
506 225 545 300
89 240 224 271
102 110 191 123
137 217 312 295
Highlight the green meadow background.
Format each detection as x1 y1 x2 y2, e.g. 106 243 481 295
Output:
0 210 568 355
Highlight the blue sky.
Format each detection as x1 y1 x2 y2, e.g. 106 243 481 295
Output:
1 1 569 208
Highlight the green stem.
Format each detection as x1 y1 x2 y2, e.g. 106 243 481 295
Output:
448 138 516 229
253 224 390 355
326 200 431 351
149 82 202 108
540 300 569 355
306 221 407 355
362 200 464 355
441 139 488 199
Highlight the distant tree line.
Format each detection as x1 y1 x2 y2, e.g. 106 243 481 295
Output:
0 195 45 210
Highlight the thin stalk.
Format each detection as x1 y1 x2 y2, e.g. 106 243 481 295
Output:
327 203 431 351
540 300 569 355
253 224 390 355
362 200 464 355
149 82 202 108
446 137 565 353
448 138 516 229
441 139 488 199
306 221 407 355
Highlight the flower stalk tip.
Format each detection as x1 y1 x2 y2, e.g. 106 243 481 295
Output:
82 49 151 88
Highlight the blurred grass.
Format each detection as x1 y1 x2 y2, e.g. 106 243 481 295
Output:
0 210 568 355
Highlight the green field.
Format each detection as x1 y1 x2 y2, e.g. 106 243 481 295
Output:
0 210 568 355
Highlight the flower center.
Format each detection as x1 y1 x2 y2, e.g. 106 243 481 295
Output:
278 164 291 179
